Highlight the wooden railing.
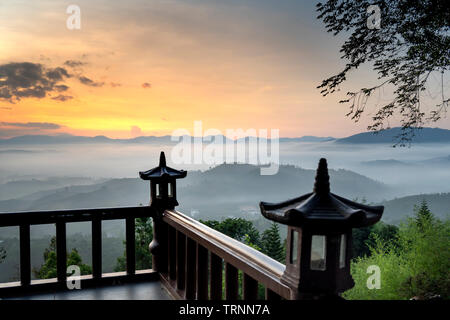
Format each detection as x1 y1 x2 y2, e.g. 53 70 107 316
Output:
0 206 158 296
153 209 291 300
0 206 290 299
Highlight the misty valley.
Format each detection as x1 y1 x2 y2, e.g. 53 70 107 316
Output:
0 128 449 299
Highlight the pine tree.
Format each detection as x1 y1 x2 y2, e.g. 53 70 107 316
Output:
261 223 285 263
34 236 92 279
414 199 434 231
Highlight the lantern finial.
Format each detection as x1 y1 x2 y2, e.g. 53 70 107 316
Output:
159 151 167 167
313 158 330 195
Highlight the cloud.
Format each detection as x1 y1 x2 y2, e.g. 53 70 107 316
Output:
55 85 69 92
64 60 87 68
0 122 61 129
130 125 142 137
0 61 105 103
110 82 122 87
51 94 73 102
45 67 70 81
0 62 71 103
141 82 151 89
79 76 104 87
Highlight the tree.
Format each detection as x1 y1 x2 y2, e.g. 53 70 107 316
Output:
260 223 285 263
34 236 92 279
317 0 449 144
414 199 433 231
344 202 449 300
115 217 153 272
201 218 261 247
352 222 399 258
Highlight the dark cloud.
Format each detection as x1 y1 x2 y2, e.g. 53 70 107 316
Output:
0 62 71 103
45 67 70 81
64 60 86 68
79 76 104 87
0 122 61 129
55 85 69 92
110 82 122 87
142 82 151 88
51 95 73 102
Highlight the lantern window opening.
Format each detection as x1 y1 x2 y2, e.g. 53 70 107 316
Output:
310 235 326 271
155 183 161 199
168 183 173 198
290 230 299 264
339 234 346 268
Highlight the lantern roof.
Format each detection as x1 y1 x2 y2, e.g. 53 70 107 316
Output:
259 158 383 230
139 151 187 180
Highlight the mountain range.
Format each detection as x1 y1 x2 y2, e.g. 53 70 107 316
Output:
336 127 450 144
1 127 449 145
0 163 390 214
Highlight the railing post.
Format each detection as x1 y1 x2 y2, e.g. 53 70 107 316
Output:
225 263 239 300
150 214 168 273
126 217 136 275
168 225 177 281
185 237 197 299
210 253 222 300
19 224 31 286
196 244 209 300
176 231 186 291
92 217 102 279
243 273 258 300
56 221 67 284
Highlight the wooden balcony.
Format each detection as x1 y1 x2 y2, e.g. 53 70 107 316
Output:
0 205 289 300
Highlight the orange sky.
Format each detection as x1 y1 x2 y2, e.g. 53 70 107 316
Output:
1 0 449 139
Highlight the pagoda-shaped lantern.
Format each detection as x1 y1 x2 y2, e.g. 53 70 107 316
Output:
259 158 383 299
139 151 187 210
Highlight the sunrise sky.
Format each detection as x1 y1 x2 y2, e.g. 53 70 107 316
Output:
1 0 449 139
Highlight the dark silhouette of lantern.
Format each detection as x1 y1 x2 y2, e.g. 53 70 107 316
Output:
259 158 383 299
139 151 187 210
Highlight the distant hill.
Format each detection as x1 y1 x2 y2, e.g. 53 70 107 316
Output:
417 155 450 166
360 155 450 169
336 127 450 144
0 134 175 145
0 177 104 201
0 134 336 145
3 127 449 145
279 136 335 142
360 159 417 168
378 193 450 224
0 164 389 217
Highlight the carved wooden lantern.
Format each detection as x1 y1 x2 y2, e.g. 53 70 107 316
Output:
139 151 186 273
259 158 383 299
139 151 187 210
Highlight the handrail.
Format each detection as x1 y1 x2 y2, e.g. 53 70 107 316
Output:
163 209 291 299
0 205 291 299
0 205 154 226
